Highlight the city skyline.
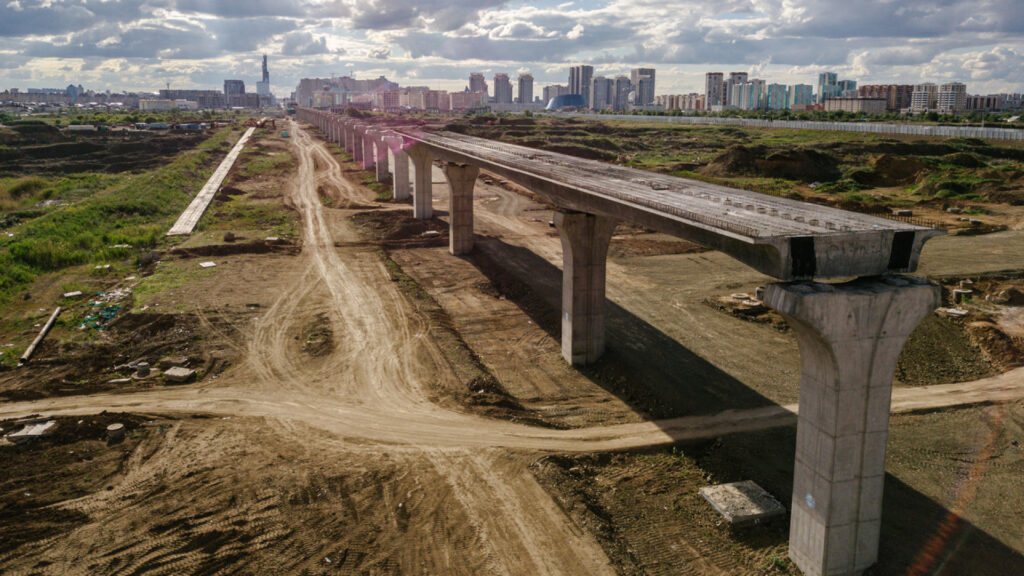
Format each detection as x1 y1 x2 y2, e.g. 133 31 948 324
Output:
1 1 1022 98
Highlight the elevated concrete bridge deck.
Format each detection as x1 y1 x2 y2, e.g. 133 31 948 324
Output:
398 129 938 281
298 109 946 576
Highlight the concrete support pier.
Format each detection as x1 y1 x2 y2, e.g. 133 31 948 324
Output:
370 130 389 182
407 145 434 219
442 163 479 255
554 210 617 365
345 122 355 155
385 134 410 201
763 276 940 576
362 129 376 170
351 124 365 165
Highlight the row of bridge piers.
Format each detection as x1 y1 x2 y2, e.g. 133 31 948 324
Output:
296 108 942 576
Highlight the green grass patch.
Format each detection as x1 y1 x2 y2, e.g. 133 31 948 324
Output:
0 127 239 306
133 261 218 310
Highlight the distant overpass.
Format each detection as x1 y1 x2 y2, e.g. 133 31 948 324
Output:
298 109 943 576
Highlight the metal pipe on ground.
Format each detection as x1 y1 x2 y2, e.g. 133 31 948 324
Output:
18 306 62 367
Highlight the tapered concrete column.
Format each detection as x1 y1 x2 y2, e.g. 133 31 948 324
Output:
362 128 376 170
407 144 433 219
370 130 389 182
442 163 479 255
351 124 364 164
763 276 940 576
384 134 409 200
554 210 617 365
344 122 355 154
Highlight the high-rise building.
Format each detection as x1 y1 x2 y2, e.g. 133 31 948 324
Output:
817 72 838 103
766 84 789 110
838 79 858 98
732 79 766 110
938 82 967 113
543 84 569 104
725 72 748 106
469 73 488 95
224 79 245 95
224 79 247 107
569 64 594 106
705 72 724 108
517 74 534 105
493 73 513 104
589 76 614 110
614 76 632 111
256 54 272 104
630 68 656 106
911 83 938 112
858 85 913 112
789 84 813 108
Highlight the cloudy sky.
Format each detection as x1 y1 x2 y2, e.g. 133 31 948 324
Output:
1 0 1022 97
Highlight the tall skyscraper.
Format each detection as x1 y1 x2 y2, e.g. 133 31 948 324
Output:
256 54 271 102
817 72 838 103
493 73 513 104
589 76 614 110
838 79 858 97
789 84 813 107
630 68 656 106
469 73 488 95
569 64 594 106
766 83 789 110
517 74 534 104
614 76 632 111
705 72 724 108
725 72 748 106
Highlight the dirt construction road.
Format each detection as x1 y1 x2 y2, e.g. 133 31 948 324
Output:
3 121 1024 574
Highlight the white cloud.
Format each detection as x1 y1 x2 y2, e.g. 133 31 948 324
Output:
566 23 583 39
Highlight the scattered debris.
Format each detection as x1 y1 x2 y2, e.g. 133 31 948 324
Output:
223 231 236 243
159 356 189 369
199 261 217 269
19 307 62 366
421 230 440 238
61 291 83 299
4 420 58 444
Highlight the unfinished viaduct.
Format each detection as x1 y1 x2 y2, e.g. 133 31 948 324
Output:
297 108 943 576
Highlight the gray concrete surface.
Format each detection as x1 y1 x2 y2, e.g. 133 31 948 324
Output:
765 276 941 576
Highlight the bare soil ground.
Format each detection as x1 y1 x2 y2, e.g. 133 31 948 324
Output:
0 122 213 175
1 120 1023 575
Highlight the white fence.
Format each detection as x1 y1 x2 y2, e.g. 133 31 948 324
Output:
546 112 1024 142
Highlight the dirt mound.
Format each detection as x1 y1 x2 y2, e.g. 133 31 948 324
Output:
701 145 840 182
966 321 1023 371
896 315 994 385
852 154 927 187
943 152 987 168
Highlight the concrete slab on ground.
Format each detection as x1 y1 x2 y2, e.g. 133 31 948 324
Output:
699 480 785 526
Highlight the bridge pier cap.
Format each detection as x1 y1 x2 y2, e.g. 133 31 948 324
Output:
764 275 940 576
